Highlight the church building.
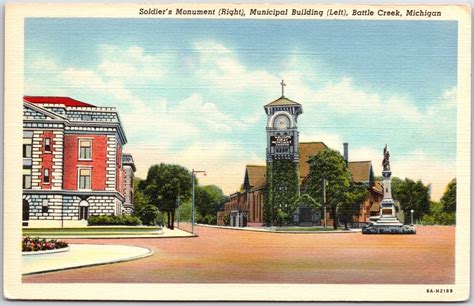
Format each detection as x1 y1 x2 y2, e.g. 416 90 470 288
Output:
217 82 382 227
22 96 135 227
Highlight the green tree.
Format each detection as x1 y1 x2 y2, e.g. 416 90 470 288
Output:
441 178 456 213
195 185 226 217
137 205 161 226
392 178 430 223
143 163 193 229
177 201 192 222
337 183 367 230
133 177 149 215
306 148 351 229
293 193 319 210
421 201 456 225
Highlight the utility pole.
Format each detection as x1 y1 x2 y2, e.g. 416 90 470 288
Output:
323 178 327 228
176 195 180 228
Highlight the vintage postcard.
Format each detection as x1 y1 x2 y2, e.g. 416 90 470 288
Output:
3 2 471 302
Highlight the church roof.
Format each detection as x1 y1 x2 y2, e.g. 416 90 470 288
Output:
265 96 301 107
348 161 372 183
299 142 328 179
239 144 373 190
245 165 267 189
24 96 96 107
373 181 383 194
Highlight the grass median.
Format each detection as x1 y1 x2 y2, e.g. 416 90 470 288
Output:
23 226 163 237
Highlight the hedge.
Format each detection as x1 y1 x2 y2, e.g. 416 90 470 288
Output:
87 215 142 226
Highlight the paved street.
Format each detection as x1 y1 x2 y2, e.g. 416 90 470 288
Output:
23 225 454 284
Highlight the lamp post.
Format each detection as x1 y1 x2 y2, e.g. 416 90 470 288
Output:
176 195 180 228
192 169 206 234
323 178 328 228
410 209 414 226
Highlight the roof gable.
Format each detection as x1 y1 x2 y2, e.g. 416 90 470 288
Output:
244 165 266 189
265 96 301 107
23 102 67 121
348 161 372 183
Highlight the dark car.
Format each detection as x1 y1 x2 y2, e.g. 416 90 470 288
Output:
362 223 416 235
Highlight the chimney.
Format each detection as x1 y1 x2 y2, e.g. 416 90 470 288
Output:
343 143 349 165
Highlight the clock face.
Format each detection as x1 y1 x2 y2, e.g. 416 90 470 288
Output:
274 115 290 130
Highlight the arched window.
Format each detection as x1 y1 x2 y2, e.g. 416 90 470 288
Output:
79 200 89 220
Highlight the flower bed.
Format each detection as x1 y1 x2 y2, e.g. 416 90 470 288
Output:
22 237 69 252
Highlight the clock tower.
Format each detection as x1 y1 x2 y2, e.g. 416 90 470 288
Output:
263 80 303 225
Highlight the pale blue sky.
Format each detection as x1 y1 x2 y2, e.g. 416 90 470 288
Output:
24 18 457 198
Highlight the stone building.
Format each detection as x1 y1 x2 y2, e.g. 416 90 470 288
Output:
22 96 135 227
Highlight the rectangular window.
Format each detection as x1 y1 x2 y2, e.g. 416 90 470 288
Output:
23 144 32 158
44 138 51 152
79 139 92 160
78 168 91 190
22 175 32 189
43 169 50 183
42 199 48 214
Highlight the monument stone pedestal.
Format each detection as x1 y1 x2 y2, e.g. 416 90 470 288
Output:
373 170 403 227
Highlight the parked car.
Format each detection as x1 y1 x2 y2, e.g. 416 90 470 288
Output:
362 223 416 235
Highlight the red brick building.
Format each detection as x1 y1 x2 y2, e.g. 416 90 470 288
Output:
22 96 135 227
218 142 382 227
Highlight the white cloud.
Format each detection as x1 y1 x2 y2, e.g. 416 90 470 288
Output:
97 44 166 82
193 40 279 95
128 141 264 194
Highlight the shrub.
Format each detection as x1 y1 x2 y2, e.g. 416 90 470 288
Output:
198 215 217 225
223 214 230 226
275 209 289 227
88 215 142 226
135 205 161 226
421 212 455 225
22 237 68 252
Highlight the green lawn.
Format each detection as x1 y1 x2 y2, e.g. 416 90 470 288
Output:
23 226 162 236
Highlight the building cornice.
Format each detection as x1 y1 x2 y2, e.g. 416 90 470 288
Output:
23 189 125 202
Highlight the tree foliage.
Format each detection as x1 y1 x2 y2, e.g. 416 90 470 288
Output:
293 193 320 210
264 160 300 226
337 183 367 229
306 148 351 229
391 178 430 223
140 163 193 229
421 201 456 225
441 178 456 213
195 185 227 218
137 205 162 226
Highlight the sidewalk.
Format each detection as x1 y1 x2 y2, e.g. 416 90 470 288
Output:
22 244 153 275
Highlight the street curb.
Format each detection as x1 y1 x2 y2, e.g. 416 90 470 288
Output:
22 245 154 276
21 229 197 239
196 224 360 234
22 246 70 256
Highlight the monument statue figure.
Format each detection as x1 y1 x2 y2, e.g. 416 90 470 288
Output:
382 144 390 171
